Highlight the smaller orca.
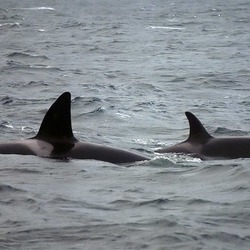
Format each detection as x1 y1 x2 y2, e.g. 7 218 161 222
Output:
0 92 149 164
156 112 250 159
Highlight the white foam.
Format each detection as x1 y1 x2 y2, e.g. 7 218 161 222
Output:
148 25 185 30
11 7 55 11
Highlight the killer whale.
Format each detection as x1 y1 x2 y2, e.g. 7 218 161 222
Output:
156 112 250 159
0 92 149 164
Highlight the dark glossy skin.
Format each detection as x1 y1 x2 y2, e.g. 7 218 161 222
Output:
156 112 250 159
201 137 250 159
68 141 148 164
0 142 36 155
0 92 149 164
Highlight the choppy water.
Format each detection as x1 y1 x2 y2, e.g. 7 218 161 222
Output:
0 0 250 249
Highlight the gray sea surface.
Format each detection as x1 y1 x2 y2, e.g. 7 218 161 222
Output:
0 0 250 249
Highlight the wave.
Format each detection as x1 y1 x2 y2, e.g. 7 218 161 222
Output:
4 60 62 72
0 96 13 105
72 96 102 105
72 96 105 116
0 22 21 28
109 198 171 210
48 196 115 211
61 20 85 29
187 198 230 206
82 106 105 116
200 231 250 244
7 52 49 60
9 168 43 174
110 196 234 211
213 127 249 136
0 184 24 193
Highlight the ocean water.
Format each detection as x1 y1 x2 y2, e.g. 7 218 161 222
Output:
0 0 250 249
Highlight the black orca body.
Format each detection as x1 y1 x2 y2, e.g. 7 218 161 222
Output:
0 92 149 164
156 112 250 159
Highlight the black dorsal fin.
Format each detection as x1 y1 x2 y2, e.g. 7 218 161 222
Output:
185 112 212 142
33 92 76 141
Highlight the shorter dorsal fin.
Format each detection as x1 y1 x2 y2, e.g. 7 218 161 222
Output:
185 112 212 142
33 92 76 142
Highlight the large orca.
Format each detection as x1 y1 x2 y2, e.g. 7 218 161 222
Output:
0 92 149 164
156 112 250 159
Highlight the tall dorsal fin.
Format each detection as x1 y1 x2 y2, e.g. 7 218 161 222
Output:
33 92 76 141
185 112 212 142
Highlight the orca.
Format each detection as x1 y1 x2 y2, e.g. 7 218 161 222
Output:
156 112 250 159
0 92 149 164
